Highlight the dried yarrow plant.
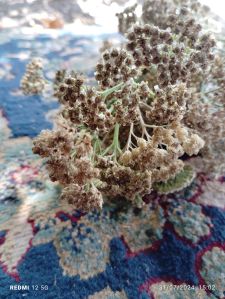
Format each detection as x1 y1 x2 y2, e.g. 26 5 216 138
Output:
21 0 225 212
117 0 225 178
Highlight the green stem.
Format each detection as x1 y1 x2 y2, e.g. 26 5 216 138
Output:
138 107 151 140
113 123 120 149
70 149 77 159
113 122 122 162
99 82 124 99
107 97 117 108
102 143 113 156
84 183 91 192
204 87 222 95
92 136 102 162
101 123 122 162
124 122 134 151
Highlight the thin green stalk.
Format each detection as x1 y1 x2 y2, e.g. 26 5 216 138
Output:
99 82 124 99
92 136 102 162
204 87 222 95
124 122 134 151
101 123 122 162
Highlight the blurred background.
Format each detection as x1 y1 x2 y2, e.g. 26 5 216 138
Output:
0 0 224 33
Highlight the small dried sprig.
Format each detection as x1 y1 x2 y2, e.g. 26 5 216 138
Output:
21 58 46 95
53 69 66 91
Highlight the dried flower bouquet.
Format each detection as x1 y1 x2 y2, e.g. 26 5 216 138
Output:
21 0 225 212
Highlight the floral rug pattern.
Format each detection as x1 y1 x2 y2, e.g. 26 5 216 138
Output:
0 32 225 299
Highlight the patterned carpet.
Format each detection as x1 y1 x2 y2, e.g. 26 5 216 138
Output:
0 31 225 299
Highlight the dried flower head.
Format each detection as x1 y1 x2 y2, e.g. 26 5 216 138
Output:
95 48 138 89
61 184 103 212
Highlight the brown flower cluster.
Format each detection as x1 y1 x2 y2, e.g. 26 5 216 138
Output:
55 63 151 133
118 0 211 34
144 83 189 125
60 184 103 212
55 73 114 133
113 81 150 126
126 22 215 87
120 122 204 183
185 104 225 176
98 162 152 204
33 128 103 211
95 48 137 89
117 0 224 179
22 0 225 212
183 50 225 176
33 129 73 185
142 0 210 29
